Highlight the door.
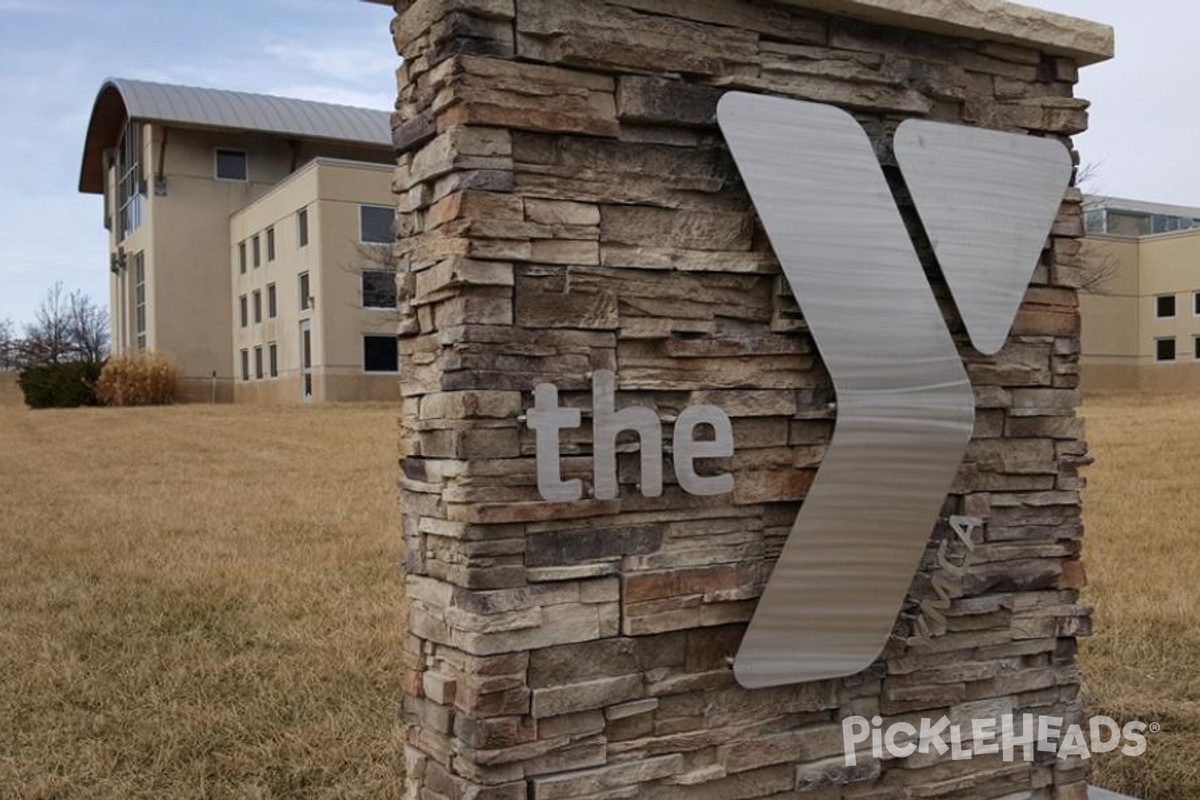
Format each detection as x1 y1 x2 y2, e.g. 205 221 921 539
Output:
300 319 312 403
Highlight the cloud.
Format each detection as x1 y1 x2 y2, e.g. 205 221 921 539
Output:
0 1 400 324
263 41 395 85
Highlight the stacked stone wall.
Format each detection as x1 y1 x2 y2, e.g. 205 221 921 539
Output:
389 2 1093 798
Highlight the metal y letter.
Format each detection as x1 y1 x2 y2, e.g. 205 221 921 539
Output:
718 93 976 688
894 120 1072 355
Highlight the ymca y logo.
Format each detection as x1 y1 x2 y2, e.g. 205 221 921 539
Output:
718 93 1072 689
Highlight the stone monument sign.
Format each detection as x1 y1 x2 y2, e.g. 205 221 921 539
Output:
381 0 1114 797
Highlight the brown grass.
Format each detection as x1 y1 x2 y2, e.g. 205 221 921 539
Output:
0 373 403 798
1 370 1197 798
1082 392 1200 799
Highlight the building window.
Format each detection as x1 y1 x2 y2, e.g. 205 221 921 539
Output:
102 149 114 232
215 149 248 181
1194 336 1200 360
1156 338 1177 362
240 349 250 381
239 295 248 328
1156 294 1176 318
363 335 399 373
238 241 247 275
254 346 264 380
252 235 261 268
297 207 309 247
1106 211 1150 237
253 290 262 324
362 270 398 308
360 205 394 244
117 121 144 240
269 342 278 378
299 272 311 311
266 227 275 261
267 283 277 319
1194 292 1200 316
133 252 146 351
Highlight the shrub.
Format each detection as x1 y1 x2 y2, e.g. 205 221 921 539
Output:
17 361 103 408
95 353 178 406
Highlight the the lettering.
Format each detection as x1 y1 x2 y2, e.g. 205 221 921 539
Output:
528 370 734 501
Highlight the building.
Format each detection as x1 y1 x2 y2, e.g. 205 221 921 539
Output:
78 78 402 402
231 158 401 403
1080 196 1200 391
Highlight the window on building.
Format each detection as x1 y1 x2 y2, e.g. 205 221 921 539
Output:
299 272 311 311
266 227 275 261
1157 294 1176 318
1194 292 1200 316
360 205 394 244
361 270 398 308
363 335 399 373
254 346 264 380
267 283 277 319
253 290 262 324
239 295 248 328
252 235 261 268
1106 211 1151 237
1194 336 1200 360
297 207 309 247
269 342 278 378
215 149 248 181
1152 214 1196 235
134 252 146 351
102 149 114 232
240 349 250 381
117 121 144 240
238 241 247 275
1156 338 1177 362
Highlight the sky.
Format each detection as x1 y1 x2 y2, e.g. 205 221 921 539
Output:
0 0 396 327
0 0 1186 326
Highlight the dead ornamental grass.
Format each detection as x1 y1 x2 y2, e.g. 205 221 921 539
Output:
95 353 179 406
1083 392 1200 799
0 374 404 798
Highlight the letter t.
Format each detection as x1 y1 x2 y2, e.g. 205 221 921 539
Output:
527 383 582 502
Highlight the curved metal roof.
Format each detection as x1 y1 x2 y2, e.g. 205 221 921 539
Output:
79 78 392 193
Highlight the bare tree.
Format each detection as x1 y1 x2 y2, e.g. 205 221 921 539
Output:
1075 161 1121 294
67 289 109 363
14 283 110 367
21 282 73 366
0 318 15 371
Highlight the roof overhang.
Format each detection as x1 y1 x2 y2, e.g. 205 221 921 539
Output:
79 81 128 194
78 78 394 195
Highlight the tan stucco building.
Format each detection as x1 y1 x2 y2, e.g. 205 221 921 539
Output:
231 158 401 403
78 78 401 403
1081 196 1200 391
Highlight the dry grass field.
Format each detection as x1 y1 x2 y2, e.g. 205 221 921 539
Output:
1 372 1198 799
1082 393 1200 799
0 375 404 798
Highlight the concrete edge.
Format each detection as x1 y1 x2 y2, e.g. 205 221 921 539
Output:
784 0 1113 66
1090 786 1141 800
359 0 1113 66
